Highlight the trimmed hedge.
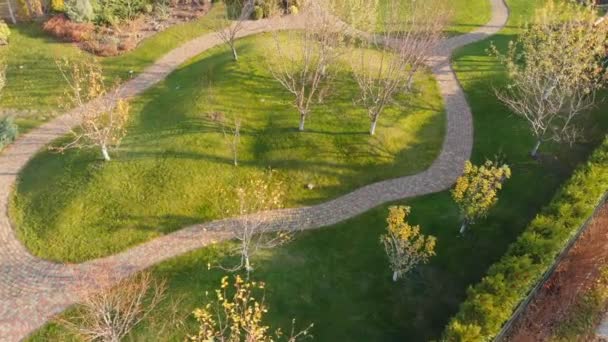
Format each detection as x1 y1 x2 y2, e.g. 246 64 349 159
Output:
443 136 608 341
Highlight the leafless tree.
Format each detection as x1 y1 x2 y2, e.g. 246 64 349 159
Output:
266 0 347 131
58 269 166 342
214 172 290 279
55 59 129 161
209 111 241 166
216 0 254 61
351 0 449 135
491 0 608 157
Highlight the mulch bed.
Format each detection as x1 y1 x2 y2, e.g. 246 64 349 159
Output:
506 201 608 341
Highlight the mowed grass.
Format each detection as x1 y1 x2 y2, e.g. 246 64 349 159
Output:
448 0 492 35
377 0 491 36
28 0 608 341
0 0 490 133
0 3 226 131
10 33 446 262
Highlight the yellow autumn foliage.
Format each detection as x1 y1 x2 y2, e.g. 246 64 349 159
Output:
451 160 511 226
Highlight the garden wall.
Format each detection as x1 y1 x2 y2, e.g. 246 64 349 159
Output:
442 135 608 341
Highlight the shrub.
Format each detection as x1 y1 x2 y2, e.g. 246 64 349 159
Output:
0 21 10 45
65 0 95 22
0 116 18 150
224 0 242 19
95 0 149 25
443 136 608 341
17 0 43 18
43 15 93 42
289 5 298 14
252 5 263 19
51 0 65 12
256 0 280 18
82 34 120 56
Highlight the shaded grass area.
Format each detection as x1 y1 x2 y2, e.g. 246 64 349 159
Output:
10 33 446 262
26 0 608 341
0 4 225 131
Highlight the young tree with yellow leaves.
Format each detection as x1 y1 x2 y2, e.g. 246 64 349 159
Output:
380 206 437 282
188 276 313 342
56 59 129 162
451 161 512 234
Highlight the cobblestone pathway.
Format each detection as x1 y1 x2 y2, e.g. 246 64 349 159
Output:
0 1 508 340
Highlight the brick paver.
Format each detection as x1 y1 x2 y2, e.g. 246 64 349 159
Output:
0 1 508 340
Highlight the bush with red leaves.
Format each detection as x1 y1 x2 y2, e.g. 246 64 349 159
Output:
42 15 94 43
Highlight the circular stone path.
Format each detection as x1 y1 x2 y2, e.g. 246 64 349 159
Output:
0 1 508 340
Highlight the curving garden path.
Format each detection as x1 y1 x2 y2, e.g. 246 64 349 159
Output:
0 1 508 340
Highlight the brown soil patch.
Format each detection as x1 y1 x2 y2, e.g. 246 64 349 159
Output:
507 202 608 341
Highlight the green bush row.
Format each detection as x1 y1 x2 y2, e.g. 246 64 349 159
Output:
442 136 608 341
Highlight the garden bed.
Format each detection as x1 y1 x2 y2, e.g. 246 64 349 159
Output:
42 1 212 56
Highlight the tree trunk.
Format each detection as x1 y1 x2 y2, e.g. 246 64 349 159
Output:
231 46 238 61
459 221 468 234
233 147 238 166
531 140 542 158
245 256 253 280
298 113 306 131
370 117 379 136
7 0 16 24
101 145 111 161
392 271 399 282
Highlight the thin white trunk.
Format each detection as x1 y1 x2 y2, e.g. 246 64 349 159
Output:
245 256 253 280
232 46 238 61
101 144 111 161
459 221 467 234
298 114 306 131
370 117 378 135
6 0 16 24
392 271 399 282
531 140 542 158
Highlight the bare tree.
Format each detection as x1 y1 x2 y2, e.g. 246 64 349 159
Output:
352 0 449 135
56 59 129 161
216 0 254 61
209 111 241 166
267 0 347 131
58 269 166 342
214 172 290 279
491 0 608 157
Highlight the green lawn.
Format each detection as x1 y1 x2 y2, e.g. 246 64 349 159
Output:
25 0 608 341
1 0 490 134
377 0 491 36
10 33 446 262
0 3 226 131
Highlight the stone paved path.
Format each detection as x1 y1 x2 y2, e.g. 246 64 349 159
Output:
0 1 508 340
